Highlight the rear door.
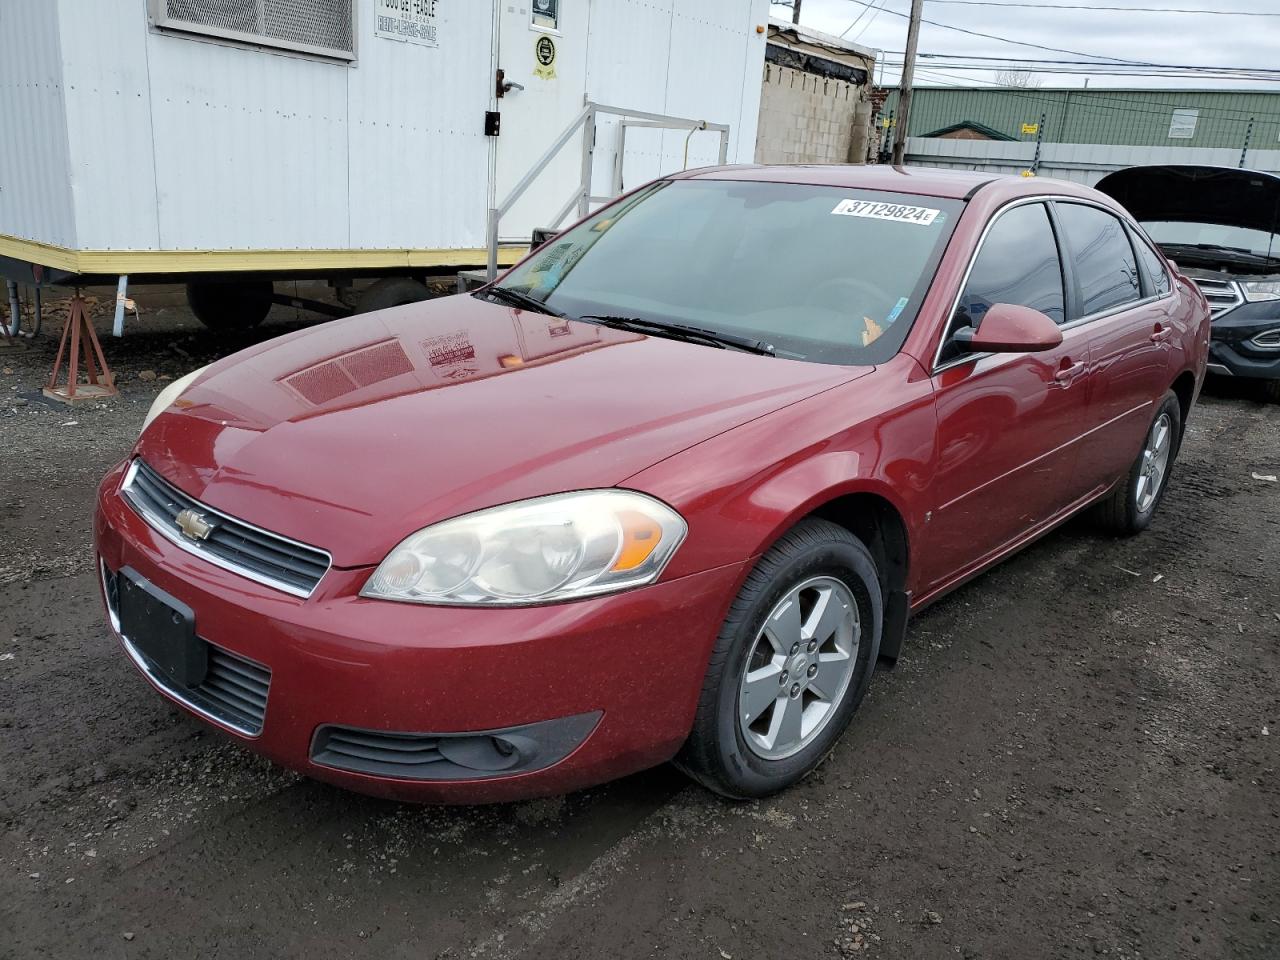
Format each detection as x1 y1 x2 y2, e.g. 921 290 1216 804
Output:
923 200 1095 593
1052 201 1173 493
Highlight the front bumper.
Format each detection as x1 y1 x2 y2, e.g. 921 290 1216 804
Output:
94 460 744 803
1209 305 1280 380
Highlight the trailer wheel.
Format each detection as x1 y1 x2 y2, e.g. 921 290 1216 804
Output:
186 281 273 331
356 277 431 314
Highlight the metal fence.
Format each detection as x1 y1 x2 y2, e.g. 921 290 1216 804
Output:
897 137 1280 187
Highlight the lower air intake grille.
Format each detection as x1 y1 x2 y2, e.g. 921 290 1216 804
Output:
315 728 448 774
1253 329 1280 349
197 648 271 734
311 712 603 782
102 563 270 735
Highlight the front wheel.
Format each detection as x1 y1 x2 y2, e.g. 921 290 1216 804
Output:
676 518 882 799
1095 391 1182 535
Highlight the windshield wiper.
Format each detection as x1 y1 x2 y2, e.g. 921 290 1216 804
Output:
481 285 565 317
578 315 775 356
1161 242 1279 264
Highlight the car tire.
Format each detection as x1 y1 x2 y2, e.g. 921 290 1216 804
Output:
1260 379 1280 404
675 518 882 799
356 277 432 314
186 281 273 331
1095 391 1182 536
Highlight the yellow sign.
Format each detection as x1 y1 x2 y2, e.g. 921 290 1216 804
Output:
533 35 557 80
1021 122 1040 136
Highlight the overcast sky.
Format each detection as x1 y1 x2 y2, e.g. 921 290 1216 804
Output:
772 0 1280 90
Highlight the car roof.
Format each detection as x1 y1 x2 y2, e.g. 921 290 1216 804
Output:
675 163 1099 203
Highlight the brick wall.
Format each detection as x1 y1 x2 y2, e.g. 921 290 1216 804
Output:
755 63 870 165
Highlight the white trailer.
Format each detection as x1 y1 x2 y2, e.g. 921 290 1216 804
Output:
0 0 769 331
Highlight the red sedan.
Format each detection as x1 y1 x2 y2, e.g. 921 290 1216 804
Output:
95 166 1210 802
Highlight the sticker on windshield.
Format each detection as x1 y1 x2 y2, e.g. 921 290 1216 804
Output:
831 199 941 226
886 297 910 324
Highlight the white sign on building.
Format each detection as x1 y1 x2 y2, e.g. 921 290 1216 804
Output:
376 0 439 47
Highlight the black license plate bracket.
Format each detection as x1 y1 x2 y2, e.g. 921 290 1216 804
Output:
117 567 206 688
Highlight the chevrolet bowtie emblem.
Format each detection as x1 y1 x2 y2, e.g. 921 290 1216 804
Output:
175 508 214 541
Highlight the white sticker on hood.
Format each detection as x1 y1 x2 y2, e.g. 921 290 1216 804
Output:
831 199 941 226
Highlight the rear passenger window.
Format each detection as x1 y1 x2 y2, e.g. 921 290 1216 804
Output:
1132 231 1172 297
1056 203 1142 315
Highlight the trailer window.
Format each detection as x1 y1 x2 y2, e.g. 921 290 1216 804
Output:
152 0 356 62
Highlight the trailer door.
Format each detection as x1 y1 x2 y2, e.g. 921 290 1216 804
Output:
495 1 590 243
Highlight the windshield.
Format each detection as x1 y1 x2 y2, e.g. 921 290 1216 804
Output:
1142 220 1280 259
491 179 962 365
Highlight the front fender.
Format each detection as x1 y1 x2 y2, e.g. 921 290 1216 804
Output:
627 358 937 592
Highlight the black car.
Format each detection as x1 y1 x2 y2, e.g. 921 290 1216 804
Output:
1097 164 1280 402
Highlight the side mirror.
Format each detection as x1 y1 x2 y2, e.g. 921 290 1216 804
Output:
952 303 1062 354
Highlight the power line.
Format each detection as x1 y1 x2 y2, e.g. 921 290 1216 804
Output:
922 0 1280 16
839 0 885 36
844 0 891 40
882 62 1280 83
837 0 1171 65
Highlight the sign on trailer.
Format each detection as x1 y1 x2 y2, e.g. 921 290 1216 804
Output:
376 0 439 46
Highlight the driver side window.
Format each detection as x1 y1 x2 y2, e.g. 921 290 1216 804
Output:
941 202 1066 364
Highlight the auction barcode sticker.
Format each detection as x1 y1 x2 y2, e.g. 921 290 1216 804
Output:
831 199 941 225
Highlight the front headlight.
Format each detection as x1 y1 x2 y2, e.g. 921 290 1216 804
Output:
140 365 208 434
361 490 687 606
1242 280 1280 302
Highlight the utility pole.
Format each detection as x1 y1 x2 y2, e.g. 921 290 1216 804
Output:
792 0 802 24
892 0 924 167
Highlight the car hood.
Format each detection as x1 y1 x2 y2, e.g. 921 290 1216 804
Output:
1094 164 1280 235
137 295 865 567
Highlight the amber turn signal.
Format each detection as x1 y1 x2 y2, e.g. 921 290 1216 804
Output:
611 510 664 572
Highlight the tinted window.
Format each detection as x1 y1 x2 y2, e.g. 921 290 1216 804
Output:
1056 203 1141 316
496 180 962 366
1131 231 1171 297
952 202 1065 340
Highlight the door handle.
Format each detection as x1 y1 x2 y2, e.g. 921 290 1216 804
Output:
1053 360 1085 386
1150 325 1174 343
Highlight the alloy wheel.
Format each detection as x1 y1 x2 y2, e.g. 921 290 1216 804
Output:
1135 412 1172 514
737 576 859 760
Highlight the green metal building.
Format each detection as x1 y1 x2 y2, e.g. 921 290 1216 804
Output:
880 88 1280 152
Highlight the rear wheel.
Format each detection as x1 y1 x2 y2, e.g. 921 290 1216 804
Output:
676 518 881 799
356 277 431 314
1095 391 1181 535
186 281 273 331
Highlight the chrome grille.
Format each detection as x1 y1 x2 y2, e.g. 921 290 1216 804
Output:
121 460 330 598
1192 277 1244 317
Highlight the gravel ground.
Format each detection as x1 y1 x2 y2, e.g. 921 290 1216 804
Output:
1 292 1278 959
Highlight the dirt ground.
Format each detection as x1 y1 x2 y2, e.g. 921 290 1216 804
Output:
1 292 1278 960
